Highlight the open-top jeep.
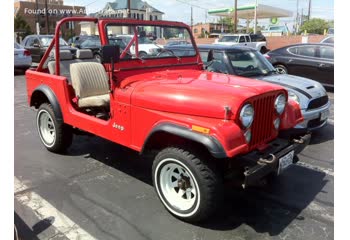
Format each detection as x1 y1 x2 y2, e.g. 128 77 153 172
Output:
26 17 310 222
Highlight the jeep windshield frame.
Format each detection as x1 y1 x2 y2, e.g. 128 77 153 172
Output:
104 22 197 61
36 17 202 76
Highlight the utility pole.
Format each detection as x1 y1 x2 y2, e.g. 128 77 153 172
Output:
35 0 40 35
234 0 237 33
45 0 49 34
127 0 131 18
307 0 311 21
295 0 299 35
254 0 258 34
191 6 193 32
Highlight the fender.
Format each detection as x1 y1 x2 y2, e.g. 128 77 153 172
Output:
142 123 227 158
30 85 63 122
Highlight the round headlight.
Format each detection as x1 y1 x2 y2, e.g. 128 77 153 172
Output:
274 118 281 129
288 91 300 104
240 104 254 128
244 129 252 143
275 94 286 115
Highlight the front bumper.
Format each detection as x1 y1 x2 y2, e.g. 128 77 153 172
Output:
295 101 331 130
234 132 311 188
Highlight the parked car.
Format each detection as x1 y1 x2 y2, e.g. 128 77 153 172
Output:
165 40 191 46
27 17 310 222
320 36 334 44
21 35 77 62
117 34 163 57
165 44 330 130
214 33 268 53
75 35 128 62
14 42 32 71
261 25 290 36
264 43 334 88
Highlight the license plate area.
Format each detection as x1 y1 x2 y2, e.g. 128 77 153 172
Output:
278 150 294 175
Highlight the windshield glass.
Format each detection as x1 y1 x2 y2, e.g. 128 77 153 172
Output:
218 36 239 43
40 37 68 47
227 50 275 77
107 24 195 59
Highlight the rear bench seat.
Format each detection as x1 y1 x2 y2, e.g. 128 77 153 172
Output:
47 49 99 83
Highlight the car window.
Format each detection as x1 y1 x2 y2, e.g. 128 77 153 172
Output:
244 36 249 42
239 36 245 43
218 36 239 43
26 37 34 47
14 42 21 49
199 50 209 64
207 51 229 74
288 46 316 57
319 46 334 59
322 37 334 44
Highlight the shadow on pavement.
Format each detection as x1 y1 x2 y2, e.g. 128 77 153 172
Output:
14 212 40 240
309 123 334 145
63 134 328 236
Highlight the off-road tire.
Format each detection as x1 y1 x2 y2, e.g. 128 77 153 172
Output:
36 103 73 153
152 147 223 222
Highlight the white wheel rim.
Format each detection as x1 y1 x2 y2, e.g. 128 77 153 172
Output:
276 66 287 74
155 158 200 217
37 109 56 147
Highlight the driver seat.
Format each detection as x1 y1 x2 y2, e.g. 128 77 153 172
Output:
70 62 110 108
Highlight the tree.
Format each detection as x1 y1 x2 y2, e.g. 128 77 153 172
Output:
299 18 330 35
218 17 235 33
14 15 32 42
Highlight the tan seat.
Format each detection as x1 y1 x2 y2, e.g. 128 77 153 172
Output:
70 62 110 108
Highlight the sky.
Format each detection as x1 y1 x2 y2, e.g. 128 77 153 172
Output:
64 0 334 27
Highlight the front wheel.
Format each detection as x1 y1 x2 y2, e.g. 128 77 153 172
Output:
152 147 223 222
274 64 288 74
36 103 73 153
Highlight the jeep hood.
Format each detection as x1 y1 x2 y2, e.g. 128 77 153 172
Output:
125 69 283 119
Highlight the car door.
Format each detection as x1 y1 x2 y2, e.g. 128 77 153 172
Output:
285 45 319 80
315 45 334 87
238 36 247 47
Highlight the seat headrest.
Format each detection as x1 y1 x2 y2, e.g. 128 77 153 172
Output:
76 49 93 59
49 50 73 60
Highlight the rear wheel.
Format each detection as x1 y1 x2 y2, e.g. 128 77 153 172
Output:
152 147 223 222
36 103 73 153
274 64 288 74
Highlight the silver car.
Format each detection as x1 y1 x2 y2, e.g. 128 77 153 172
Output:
195 45 330 130
14 42 32 71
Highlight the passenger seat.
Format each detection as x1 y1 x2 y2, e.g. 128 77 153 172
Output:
70 62 110 108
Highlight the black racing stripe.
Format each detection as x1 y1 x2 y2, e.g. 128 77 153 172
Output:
274 82 313 99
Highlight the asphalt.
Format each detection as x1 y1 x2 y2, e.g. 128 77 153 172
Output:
14 74 334 240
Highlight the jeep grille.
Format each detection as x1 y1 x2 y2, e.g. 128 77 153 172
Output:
249 92 281 150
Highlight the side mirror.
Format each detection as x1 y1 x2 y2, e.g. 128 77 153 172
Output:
101 45 120 64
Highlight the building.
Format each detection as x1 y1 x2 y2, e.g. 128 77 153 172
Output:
81 0 164 36
14 0 86 39
192 23 230 38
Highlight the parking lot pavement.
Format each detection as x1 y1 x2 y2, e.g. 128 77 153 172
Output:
14 74 334 240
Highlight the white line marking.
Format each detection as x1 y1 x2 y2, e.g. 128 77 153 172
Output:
297 162 334 177
14 177 96 240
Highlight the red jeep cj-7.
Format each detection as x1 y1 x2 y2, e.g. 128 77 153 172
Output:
26 17 310 222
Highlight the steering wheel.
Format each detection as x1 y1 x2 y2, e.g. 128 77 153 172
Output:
245 65 255 70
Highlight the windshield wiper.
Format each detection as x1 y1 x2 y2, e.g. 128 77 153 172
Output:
264 69 277 76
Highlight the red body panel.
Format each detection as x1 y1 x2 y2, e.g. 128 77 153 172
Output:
26 17 303 159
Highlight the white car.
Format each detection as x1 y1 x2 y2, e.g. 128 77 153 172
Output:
14 42 32 71
116 34 163 57
213 33 268 53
